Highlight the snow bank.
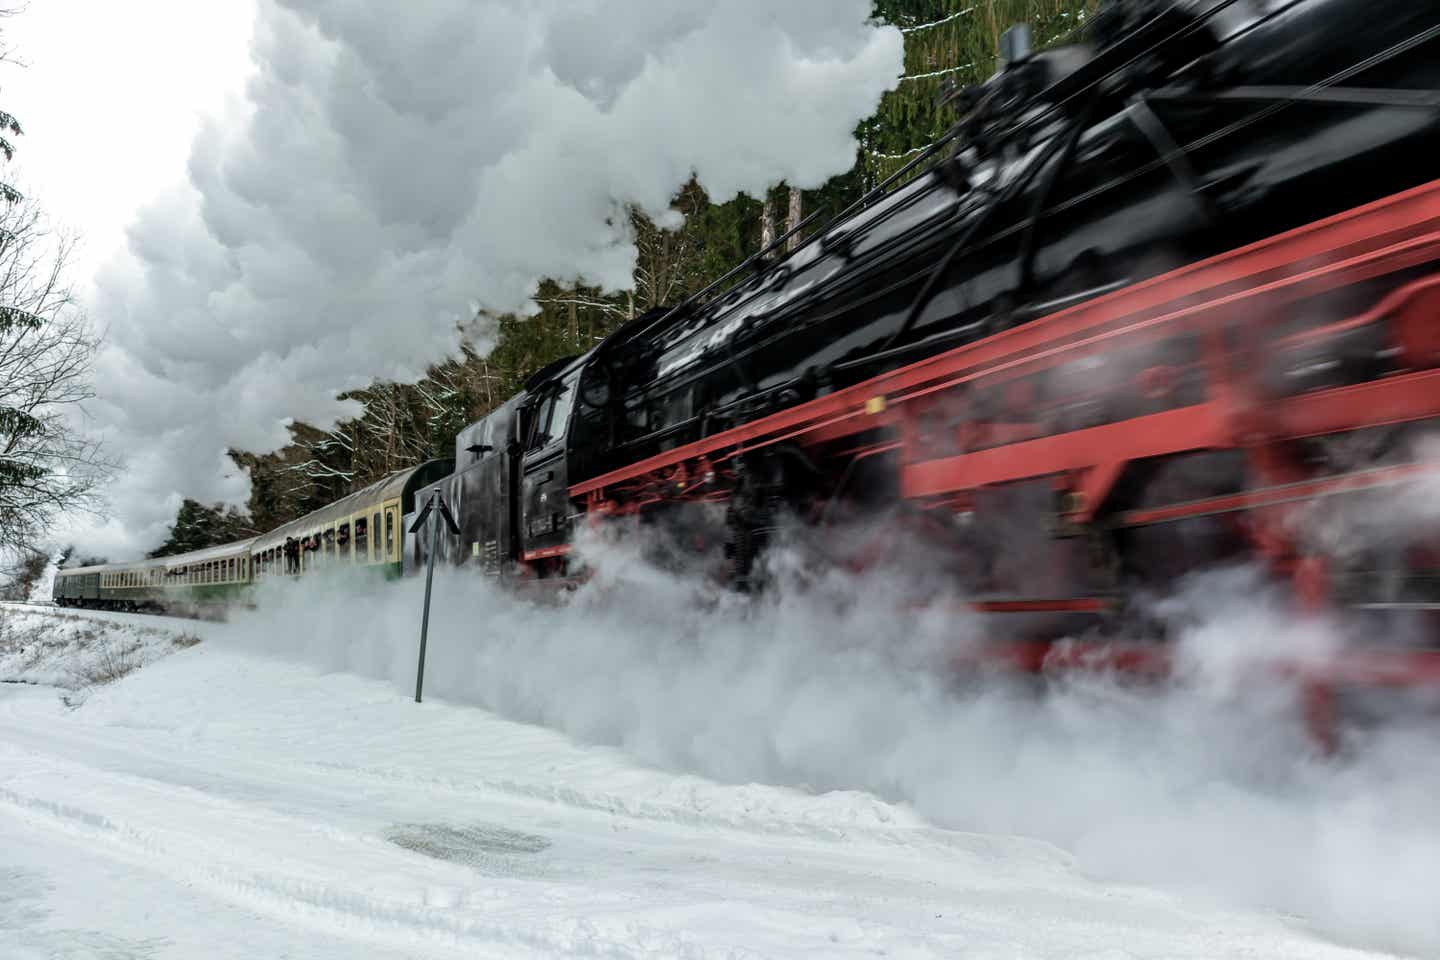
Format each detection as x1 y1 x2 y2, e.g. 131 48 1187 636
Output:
210 529 1440 957
2 637 1365 958
0 607 199 694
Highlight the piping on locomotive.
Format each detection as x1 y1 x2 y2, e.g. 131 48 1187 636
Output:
54 0 1440 737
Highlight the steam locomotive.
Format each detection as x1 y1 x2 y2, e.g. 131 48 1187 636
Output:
56 0 1440 740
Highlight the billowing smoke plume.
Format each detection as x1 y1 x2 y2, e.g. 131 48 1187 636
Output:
75 0 902 555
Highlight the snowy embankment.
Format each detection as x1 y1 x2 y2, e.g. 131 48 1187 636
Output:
0 604 199 696
0 545 1436 959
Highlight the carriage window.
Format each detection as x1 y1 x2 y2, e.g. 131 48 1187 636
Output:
385 511 394 558
339 522 351 563
228 558 236 581
373 513 382 561
355 517 368 562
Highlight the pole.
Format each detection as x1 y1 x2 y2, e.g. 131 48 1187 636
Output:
414 491 440 703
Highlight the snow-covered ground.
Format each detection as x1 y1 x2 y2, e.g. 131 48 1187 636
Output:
0 545 1436 958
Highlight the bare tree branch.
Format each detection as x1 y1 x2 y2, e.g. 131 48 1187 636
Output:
0 195 114 554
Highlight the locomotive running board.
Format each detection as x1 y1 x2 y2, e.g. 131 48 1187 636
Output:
1113 459 1440 528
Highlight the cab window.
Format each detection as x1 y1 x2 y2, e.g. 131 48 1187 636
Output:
525 371 578 452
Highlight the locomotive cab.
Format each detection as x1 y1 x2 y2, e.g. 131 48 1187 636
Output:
517 361 582 571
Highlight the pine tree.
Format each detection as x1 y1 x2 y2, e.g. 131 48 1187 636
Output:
147 500 256 558
864 0 1096 186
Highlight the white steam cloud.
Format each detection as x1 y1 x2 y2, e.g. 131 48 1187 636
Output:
222 528 1440 957
72 0 902 556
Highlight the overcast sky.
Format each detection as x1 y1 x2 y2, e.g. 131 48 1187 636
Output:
5 0 257 284
8 0 902 560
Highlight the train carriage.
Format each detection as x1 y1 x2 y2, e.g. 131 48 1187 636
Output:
54 538 257 614
250 459 453 582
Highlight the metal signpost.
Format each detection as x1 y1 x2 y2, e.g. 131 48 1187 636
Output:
409 489 459 703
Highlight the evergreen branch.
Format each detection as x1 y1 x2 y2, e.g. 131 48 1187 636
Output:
0 305 42 332
899 62 973 83
900 7 973 33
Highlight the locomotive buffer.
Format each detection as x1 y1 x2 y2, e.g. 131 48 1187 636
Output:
410 490 459 703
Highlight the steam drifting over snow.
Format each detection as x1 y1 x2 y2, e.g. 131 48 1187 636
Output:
72 0 903 556
216 533 1440 958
